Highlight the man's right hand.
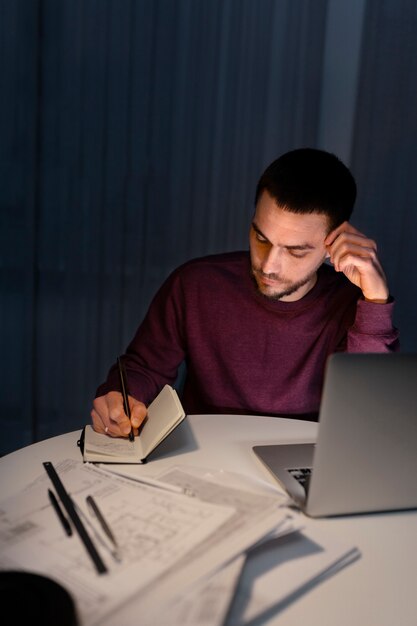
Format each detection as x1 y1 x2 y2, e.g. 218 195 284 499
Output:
90 391 147 438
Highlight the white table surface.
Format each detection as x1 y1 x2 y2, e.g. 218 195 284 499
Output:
1 413 416 626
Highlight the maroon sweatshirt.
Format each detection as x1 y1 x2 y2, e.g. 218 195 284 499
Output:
96 252 399 419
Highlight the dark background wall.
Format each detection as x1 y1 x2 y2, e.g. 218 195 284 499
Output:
1 0 416 456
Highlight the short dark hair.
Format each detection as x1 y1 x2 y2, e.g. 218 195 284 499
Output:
255 148 357 231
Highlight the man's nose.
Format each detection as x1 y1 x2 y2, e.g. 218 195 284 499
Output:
261 247 282 275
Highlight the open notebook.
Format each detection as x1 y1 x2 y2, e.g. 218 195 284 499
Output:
80 385 186 463
253 352 417 517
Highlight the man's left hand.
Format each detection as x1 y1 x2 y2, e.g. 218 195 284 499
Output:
325 222 389 303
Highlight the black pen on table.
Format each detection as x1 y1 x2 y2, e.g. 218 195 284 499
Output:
117 355 134 441
48 488 72 536
86 495 118 550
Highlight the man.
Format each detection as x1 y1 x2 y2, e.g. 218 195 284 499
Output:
91 148 399 438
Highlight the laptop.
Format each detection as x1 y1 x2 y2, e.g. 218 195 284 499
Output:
253 352 417 517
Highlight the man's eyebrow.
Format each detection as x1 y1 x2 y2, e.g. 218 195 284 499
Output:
251 221 315 250
251 221 270 242
285 243 315 251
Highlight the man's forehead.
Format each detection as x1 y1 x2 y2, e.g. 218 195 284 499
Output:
252 205 329 246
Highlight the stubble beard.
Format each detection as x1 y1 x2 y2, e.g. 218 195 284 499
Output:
250 265 322 301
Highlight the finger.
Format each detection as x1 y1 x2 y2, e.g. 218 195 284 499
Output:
91 396 114 433
327 234 376 261
327 230 377 268
109 393 145 437
106 391 127 423
337 252 375 274
92 395 110 420
324 222 372 250
91 407 106 433
90 406 119 437
337 251 386 280
324 221 358 246
94 392 132 437
336 252 389 300
130 399 147 430
330 231 377 253
330 242 378 272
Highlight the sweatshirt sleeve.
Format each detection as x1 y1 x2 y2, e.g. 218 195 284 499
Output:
346 297 400 352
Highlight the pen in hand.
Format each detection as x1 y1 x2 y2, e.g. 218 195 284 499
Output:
117 355 134 441
48 488 72 536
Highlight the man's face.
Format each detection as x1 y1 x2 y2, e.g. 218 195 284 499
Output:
249 190 330 301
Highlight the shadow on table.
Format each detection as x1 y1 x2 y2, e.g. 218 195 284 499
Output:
146 418 198 462
225 531 360 625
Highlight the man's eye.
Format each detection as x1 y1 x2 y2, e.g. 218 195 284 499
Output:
255 233 268 243
288 250 308 258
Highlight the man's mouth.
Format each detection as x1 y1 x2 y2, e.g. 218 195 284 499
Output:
259 276 279 287
254 270 282 286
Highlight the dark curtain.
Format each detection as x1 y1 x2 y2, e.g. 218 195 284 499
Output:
1 0 327 454
351 0 417 352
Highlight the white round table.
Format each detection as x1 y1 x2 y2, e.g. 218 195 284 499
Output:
1 414 416 626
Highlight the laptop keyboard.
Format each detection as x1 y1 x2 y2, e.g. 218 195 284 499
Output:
288 467 312 492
